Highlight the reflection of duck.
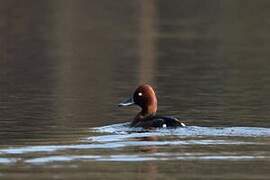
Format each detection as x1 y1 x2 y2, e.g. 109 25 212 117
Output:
138 162 158 180
135 136 159 153
119 84 186 128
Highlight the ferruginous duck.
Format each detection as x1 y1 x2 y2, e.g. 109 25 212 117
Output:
118 84 185 128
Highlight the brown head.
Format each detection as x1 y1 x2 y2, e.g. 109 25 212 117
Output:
118 84 158 116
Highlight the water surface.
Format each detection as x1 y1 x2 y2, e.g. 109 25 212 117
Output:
1 0 270 179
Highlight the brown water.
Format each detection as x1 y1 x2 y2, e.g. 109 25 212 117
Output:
1 0 270 179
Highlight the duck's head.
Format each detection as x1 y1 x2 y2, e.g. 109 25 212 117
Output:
118 84 157 115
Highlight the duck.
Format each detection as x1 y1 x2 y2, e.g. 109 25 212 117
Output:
118 84 186 128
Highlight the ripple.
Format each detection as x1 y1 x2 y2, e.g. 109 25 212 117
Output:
0 139 255 155
1 124 269 156
92 123 270 137
0 124 269 165
0 158 17 164
25 153 270 164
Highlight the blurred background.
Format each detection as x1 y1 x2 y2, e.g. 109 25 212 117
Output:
1 0 270 142
1 1 270 179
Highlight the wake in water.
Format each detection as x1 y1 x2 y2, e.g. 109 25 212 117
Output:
0 123 270 164
85 123 270 146
90 122 270 137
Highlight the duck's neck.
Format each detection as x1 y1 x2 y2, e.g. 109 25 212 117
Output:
131 107 157 127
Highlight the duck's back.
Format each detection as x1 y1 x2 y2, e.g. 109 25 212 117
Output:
151 116 185 128
132 115 185 128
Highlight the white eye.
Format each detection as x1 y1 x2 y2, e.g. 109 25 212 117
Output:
138 92 143 96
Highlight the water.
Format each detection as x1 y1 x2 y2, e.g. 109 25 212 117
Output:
1 0 270 179
0 125 270 179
